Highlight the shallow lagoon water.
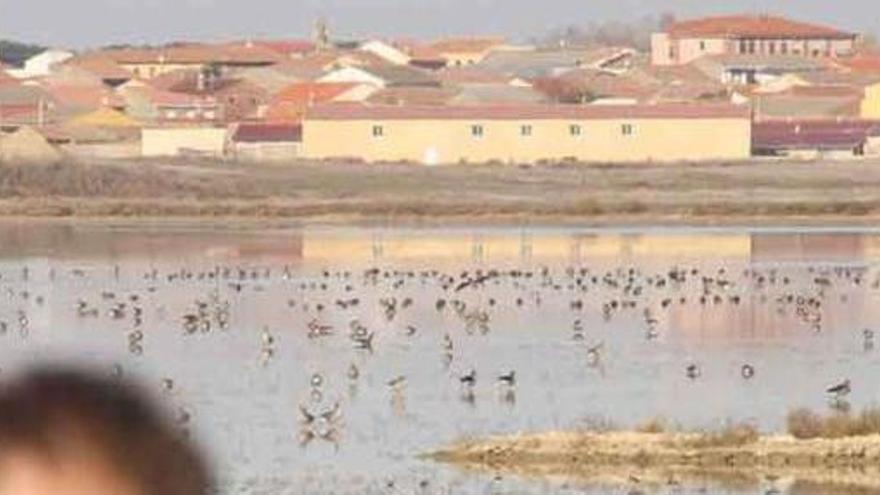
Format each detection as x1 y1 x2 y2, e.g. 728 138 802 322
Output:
1 222 880 494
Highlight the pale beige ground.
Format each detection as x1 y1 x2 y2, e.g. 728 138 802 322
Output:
430 431 880 491
2 157 880 223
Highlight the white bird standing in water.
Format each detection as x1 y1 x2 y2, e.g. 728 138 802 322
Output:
260 327 276 366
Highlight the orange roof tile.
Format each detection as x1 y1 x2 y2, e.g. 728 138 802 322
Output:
429 37 506 54
122 84 218 108
668 15 854 40
393 39 446 62
40 84 125 110
66 56 132 80
101 42 282 66
367 86 459 106
784 85 864 97
838 54 880 73
228 40 315 56
272 82 358 103
265 82 358 122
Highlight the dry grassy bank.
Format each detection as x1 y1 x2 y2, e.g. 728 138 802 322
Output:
2 158 880 223
430 409 880 491
430 430 880 491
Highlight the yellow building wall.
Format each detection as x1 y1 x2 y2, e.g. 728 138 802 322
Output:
676 38 728 65
652 35 727 65
141 128 228 157
302 117 751 164
861 83 880 119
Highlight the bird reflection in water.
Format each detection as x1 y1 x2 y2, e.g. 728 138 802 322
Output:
299 372 342 448
388 375 407 418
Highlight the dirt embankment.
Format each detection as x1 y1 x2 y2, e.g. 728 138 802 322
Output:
429 431 880 491
3 158 880 223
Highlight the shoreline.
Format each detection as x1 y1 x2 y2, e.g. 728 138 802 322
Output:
4 204 880 228
2 158 880 227
428 431 880 490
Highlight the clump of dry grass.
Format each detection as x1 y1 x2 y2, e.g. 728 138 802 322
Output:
682 423 760 448
788 407 880 440
575 416 617 433
635 417 668 434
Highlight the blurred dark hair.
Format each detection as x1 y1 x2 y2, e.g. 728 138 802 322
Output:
0 368 213 495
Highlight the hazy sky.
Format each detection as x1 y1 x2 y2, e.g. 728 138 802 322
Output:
1 0 878 48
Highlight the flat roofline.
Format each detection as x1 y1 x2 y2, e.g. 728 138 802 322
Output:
304 103 752 121
669 33 857 40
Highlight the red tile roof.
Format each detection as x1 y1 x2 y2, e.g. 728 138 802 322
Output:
272 82 358 104
123 84 218 108
394 40 446 62
0 103 40 123
367 86 459 106
753 119 880 150
305 102 751 121
229 40 315 56
65 56 132 80
232 123 302 143
429 37 506 54
784 85 863 97
40 83 126 110
837 54 880 73
101 43 282 66
266 82 358 122
668 15 854 40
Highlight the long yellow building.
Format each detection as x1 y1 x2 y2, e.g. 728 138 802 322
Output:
301 103 752 164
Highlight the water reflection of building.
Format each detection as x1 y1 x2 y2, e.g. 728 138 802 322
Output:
751 233 866 263
0 223 306 262
5 223 880 268
301 231 753 264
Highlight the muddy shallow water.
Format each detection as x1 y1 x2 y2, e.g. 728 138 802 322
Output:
1 222 880 494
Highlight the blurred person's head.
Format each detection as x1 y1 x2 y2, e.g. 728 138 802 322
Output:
0 368 212 495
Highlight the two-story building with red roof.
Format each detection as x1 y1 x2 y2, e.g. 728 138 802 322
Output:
652 15 858 66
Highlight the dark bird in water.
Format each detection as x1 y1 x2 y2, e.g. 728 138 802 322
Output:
686 364 701 380
352 332 375 351
498 370 516 387
827 379 851 400
741 364 755 380
319 402 341 423
299 405 316 425
387 375 406 389
459 368 477 387
586 342 604 366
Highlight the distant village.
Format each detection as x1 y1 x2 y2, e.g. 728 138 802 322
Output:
1 14 880 165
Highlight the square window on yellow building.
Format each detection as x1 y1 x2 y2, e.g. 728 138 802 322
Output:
520 125 532 137
471 125 484 138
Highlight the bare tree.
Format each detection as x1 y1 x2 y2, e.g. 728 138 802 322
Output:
540 13 672 51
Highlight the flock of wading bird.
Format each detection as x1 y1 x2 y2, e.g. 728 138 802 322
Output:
0 261 872 444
